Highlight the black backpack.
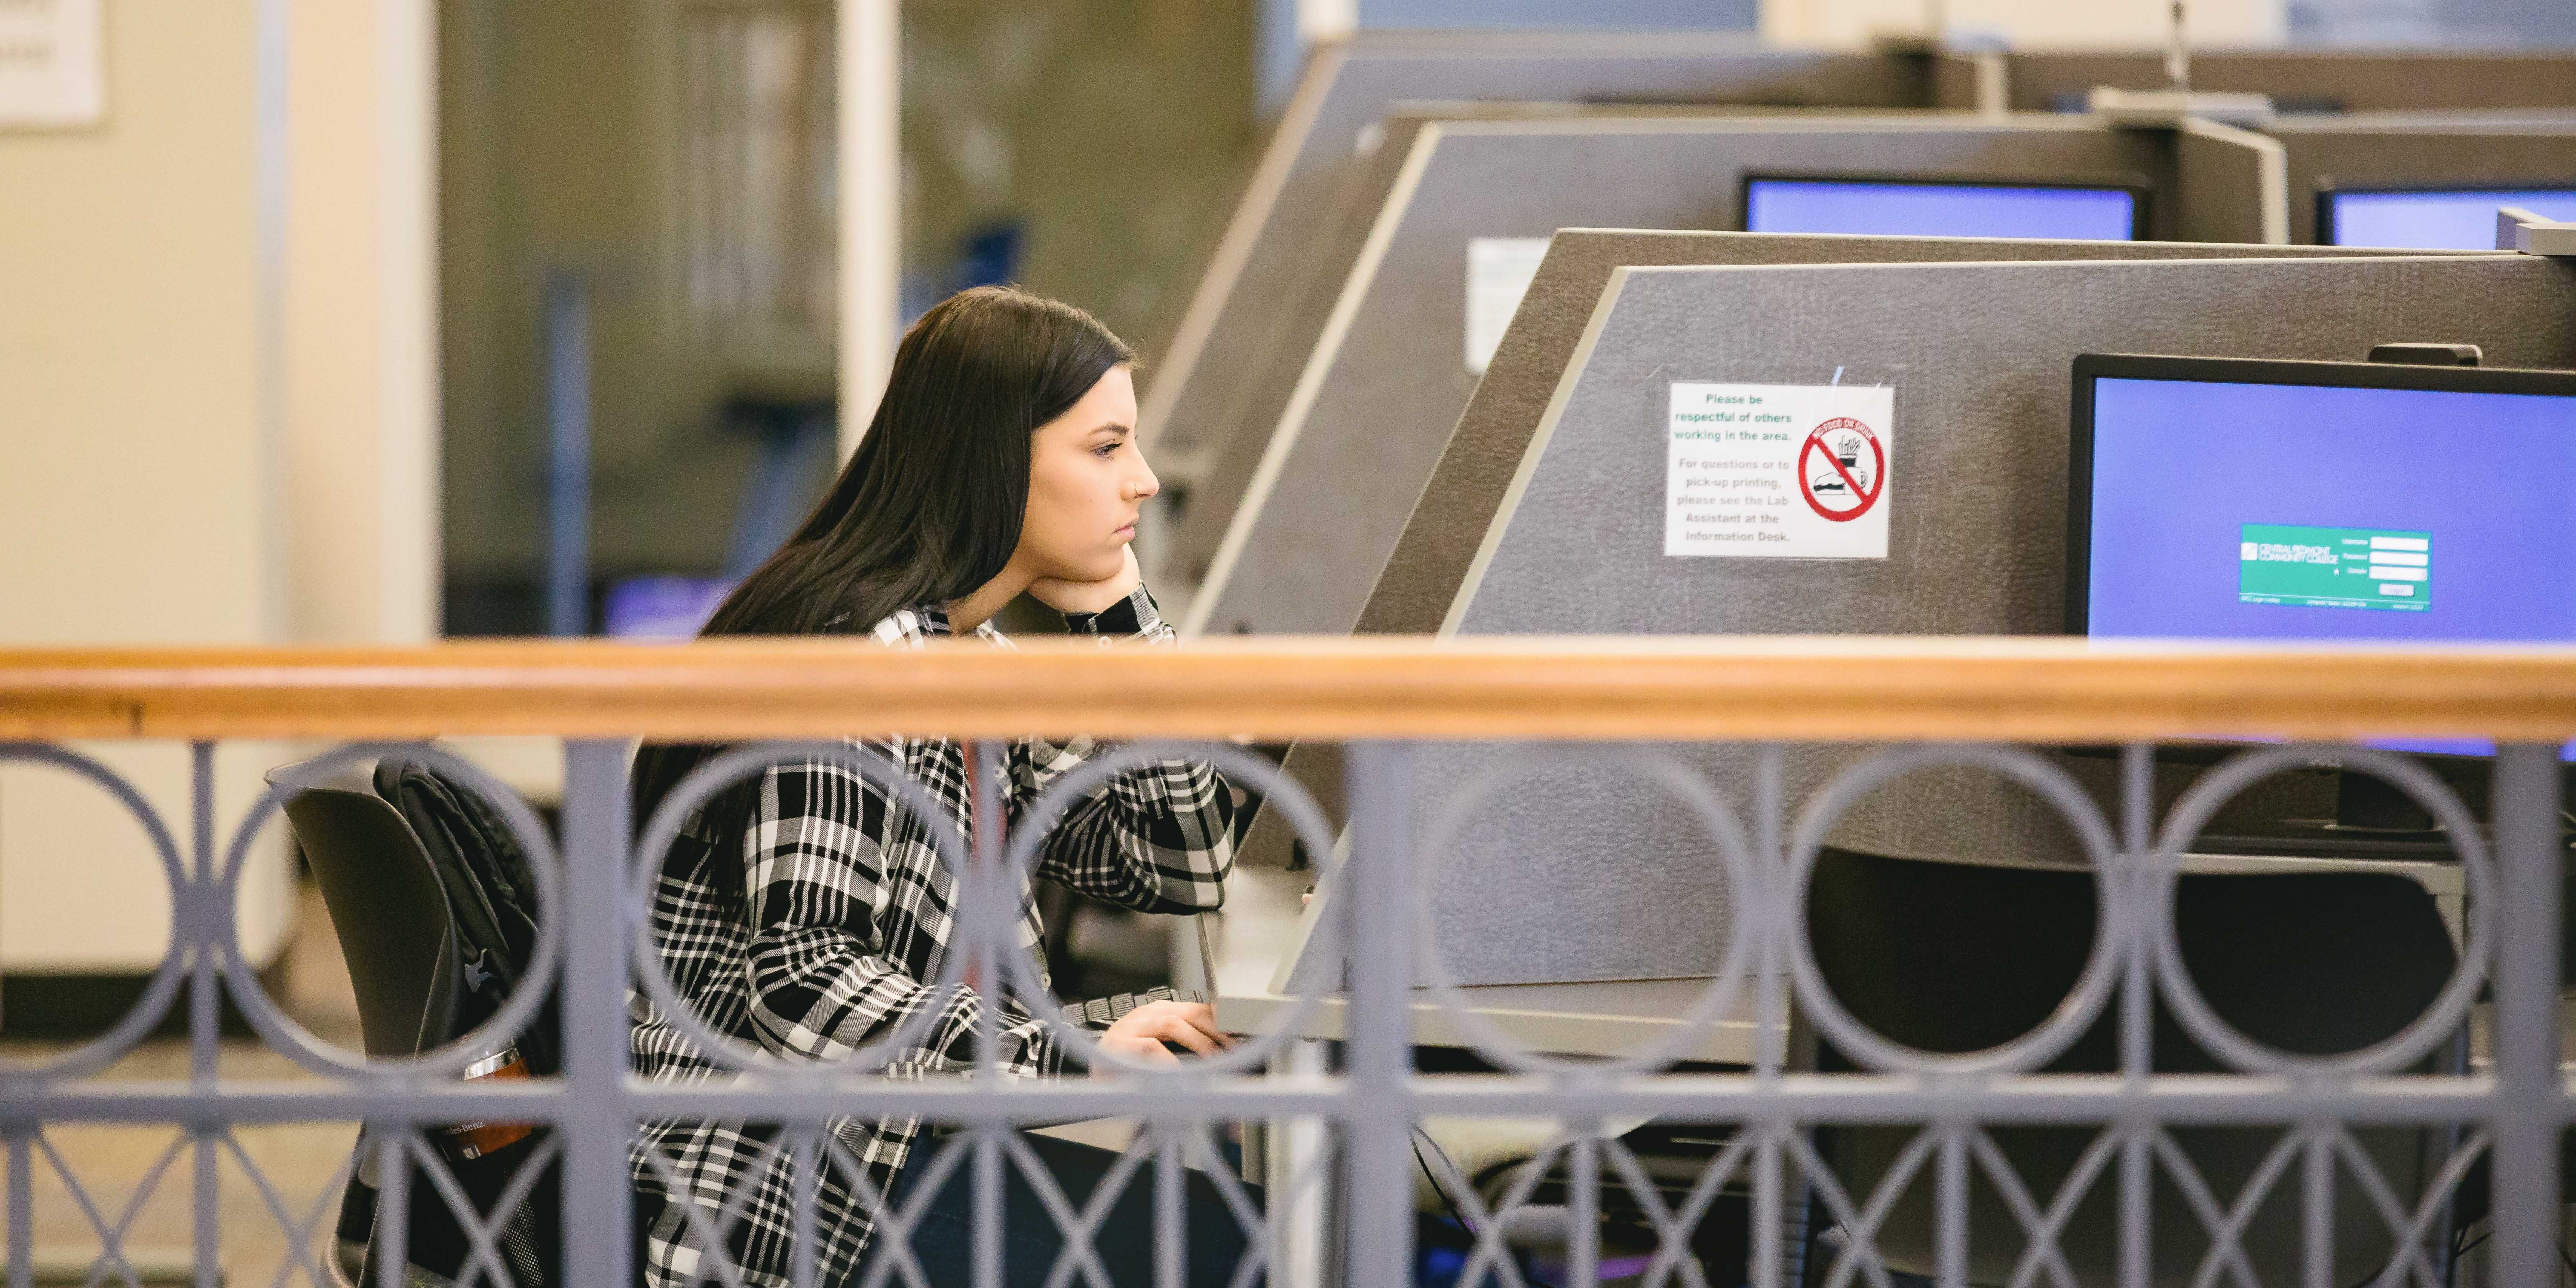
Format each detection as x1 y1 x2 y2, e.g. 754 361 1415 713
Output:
375 760 560 1078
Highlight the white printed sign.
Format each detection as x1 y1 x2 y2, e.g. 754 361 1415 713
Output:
1666 381 1895 559
1464 237 1549 375
0 0 102 128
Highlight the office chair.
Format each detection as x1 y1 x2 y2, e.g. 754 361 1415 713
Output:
1796 848 2463 1288
269 758 560 1288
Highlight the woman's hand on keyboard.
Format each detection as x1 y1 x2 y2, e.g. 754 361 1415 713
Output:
1093 1001 1234 1073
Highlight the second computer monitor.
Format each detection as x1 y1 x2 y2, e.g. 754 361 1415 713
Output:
1741 172 2150 241
2068 353 2576 755
2317 182 2576 250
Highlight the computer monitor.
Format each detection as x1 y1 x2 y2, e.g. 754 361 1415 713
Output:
2316 182 2576 250
2068 353 2576 761
1741 172 2150 241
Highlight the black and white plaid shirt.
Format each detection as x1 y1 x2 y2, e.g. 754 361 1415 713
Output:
627 585 1235 1288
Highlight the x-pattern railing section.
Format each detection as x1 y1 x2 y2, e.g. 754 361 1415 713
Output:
0 640 2568 1288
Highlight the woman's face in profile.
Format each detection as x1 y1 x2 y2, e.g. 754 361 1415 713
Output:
1020 364 1156 584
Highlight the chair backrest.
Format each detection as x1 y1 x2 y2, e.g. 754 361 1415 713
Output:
1800 848 2460 1288
269 761 461 1060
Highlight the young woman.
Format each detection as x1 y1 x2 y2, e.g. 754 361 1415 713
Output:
628 287 1248 1287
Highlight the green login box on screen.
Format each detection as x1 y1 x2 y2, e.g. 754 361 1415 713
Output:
2239 523 2431 612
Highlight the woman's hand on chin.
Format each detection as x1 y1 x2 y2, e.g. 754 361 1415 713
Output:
1028 545 1142 616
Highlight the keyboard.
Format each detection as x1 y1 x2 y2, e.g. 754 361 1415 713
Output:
1058 986 1206 1030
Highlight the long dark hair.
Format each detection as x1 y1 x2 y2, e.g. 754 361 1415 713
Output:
633 286 1135 833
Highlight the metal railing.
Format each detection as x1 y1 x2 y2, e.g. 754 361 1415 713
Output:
2 637 2571 1288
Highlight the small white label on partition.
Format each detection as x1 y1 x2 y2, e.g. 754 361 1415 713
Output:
1464 237 1549 375
0 0 104 128
1666 381 1895 559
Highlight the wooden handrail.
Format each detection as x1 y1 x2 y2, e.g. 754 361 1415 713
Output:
7 637 2576 742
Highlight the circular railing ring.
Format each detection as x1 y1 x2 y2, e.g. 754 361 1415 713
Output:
2148 743 2494 1078
1785 744 2128 1077
218 742 565 1082
0 744 191 1084
629 740 977 1078
996 741 1344 1078
1411 744 1757 1077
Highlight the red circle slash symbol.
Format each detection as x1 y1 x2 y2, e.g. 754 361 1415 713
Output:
1799 418 1885 522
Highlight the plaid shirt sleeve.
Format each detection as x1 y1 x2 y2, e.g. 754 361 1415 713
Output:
741 748 1063 1080
1019 584 1236 914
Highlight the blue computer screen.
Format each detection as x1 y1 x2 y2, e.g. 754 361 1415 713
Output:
2323 187 2576 250
2084 374 2576 753
1744 178 2141 240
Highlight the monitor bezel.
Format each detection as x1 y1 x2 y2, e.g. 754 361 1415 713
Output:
2313 179 2576 246
2064 353 2576 637
1738 169 2156 241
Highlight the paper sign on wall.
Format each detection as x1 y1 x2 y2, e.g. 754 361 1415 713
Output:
0 0 104 129
1666 381 1895 559
1464 237 1550 375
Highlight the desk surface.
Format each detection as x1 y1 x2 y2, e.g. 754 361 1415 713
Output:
1215 975 1758 1064
1204 851 2466 1067
1208 863 1759 1062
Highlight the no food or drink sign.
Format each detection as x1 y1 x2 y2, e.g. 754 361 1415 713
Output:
1666 382 1893 559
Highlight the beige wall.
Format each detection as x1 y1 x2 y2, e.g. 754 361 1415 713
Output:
0 0 316 974
0 1 270 646
0 744 297 976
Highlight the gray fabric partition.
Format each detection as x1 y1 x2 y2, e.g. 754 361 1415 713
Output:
2175 118 2287 244
1179 115 2189 631
1137 33 1927 462
1281 251 2576 991
1929 51 2000 111
2270 112 2576 245
1359 232 2432 641
1998 49 2576 113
